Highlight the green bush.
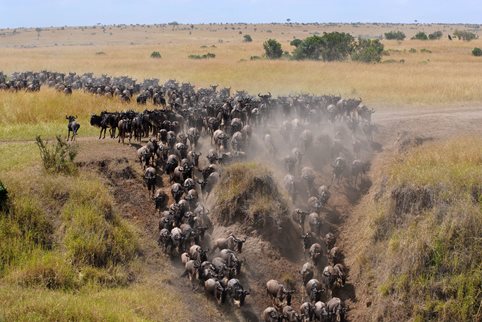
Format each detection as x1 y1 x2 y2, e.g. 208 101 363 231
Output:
292 35 324 60
428 31 443 40
243 34 252 42
188 52 216 59
412 32 429 40
409 48 417 53
319 32 355 61
35 136 78 175
384 31 406 40
150 51 161 58
250 55 262 60
454 30 478 41
290 38 302 47
421 48 432 53
472 47 482 56
292 32 355 61
263 38 283 59
352 39 385 63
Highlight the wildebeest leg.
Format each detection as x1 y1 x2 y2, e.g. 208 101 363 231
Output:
67 129 70 141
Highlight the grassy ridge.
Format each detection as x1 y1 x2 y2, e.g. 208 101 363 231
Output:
0 143 188 321
348 137 482 321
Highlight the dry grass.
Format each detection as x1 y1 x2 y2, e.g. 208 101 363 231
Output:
0 23 482 107
346 137 482 322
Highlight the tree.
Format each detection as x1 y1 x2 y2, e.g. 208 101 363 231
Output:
263 39 283 59
352 39 385 63
472 47 482 56
428 31 443 40
412 32 429 40
290 38 302 48
292 35 324 60
319 32 355 61
243 34 253 42
384 31 406 41
35 27 42 40
454 30 478 41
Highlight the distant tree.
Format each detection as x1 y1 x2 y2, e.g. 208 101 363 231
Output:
35 27 42 40
412 32 429 40
243 34 252 42
428 31 443 40
384 31 406 41
318 32 355 61
292 35 324 60
287 18 291 23
472 47 482 56
352 38 384 63
150 51 161 58
290 38 303 48
263 38 283 59
454 30 478 41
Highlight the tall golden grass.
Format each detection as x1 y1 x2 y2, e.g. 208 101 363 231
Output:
1 23 482 107
346 137 482 322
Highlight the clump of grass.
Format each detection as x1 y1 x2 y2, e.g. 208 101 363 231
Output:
35 135 78 175
7 250 78 289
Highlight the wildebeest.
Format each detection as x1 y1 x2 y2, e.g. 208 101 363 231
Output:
309 243 323 266
212 234 246 253
204 278 227 305
66 115 80 141
300 262 315 286
305 279 324 303
351 159 370 187
144 166 156 196
326 297 344 322
262 306 283 322
266 279 294 306
227 278 249 307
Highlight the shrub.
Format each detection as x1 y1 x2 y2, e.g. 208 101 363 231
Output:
409 48 417 53
263 38 283 59
454 30 478 41
250 55 261 60
292 32 355 61
472 47 482 56
188 52 216 59
243 34 252 42
35 136 78 175
319 32 355 61
421 48 432 53
384 31 406 41
292 35 324 60
412 32 429 40
290 38 302 48
352 39 384 63
428 31 443 40
150 51 161 58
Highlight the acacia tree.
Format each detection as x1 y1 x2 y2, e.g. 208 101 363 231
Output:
263 39 283 59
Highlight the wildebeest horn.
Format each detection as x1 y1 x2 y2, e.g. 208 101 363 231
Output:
268 92 271 97
258 93 262 97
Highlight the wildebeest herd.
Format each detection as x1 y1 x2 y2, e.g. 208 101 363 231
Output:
1 70 376 321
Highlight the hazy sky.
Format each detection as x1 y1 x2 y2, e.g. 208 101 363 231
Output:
1 0 481 28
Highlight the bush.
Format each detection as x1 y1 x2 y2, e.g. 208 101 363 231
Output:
35 136 78 175
352 39 385 63
188 52 216 59
384 31 406 40
454 30 478 41
243 34 252 42
290 38 302 48
292 35 324 60
421 48 432 53
292 32 355 61
150 51 161 58
409 48 417 53
472 47 482 56
250 55 262 60
319 32 355 61
412 32 429 40
429 31 443 40
263 39 283 59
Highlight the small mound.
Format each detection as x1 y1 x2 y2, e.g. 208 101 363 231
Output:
211 163 298 253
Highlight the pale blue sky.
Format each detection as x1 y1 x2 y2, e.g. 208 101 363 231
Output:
0 0 481 28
